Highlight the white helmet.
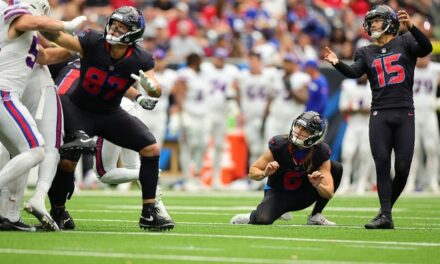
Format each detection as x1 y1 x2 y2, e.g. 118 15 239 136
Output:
17 0 50 16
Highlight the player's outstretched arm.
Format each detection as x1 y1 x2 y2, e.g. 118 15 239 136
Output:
41 31 83 56
37 46 74 65
9 14 86 38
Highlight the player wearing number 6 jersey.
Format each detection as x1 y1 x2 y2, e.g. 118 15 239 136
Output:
44 6 174 231
324 5 432 229
230 111 342 226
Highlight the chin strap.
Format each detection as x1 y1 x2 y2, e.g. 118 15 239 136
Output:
371 24 391 39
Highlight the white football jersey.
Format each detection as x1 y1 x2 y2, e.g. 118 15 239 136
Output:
236 68 274 121
413 62 440 112
269 69 309 118
201 61 239 113
177 67 209 116
339 79 371 123
0 4 37 97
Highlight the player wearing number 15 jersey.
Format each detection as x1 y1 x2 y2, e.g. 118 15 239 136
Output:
324 5 432 229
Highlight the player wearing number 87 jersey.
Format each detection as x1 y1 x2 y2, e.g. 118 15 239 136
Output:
230 111 342 226
44 6 174 231
324 5 433 229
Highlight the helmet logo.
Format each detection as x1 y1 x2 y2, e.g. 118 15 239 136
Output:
381 48 386 53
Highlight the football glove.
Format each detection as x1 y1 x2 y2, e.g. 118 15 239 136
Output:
136 95 158 110
62 16 87 34
131 70 157 93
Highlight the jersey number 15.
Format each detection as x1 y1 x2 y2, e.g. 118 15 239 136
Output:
372 54 405 88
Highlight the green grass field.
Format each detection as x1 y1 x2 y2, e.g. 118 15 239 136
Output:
1 190 440 263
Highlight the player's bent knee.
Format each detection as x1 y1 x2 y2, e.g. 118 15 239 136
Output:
30 146 46 164
60 159 78 172
139 143 160 157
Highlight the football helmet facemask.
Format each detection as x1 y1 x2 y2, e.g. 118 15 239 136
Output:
105 6 145 45
289 111 327 149
363 5 399 39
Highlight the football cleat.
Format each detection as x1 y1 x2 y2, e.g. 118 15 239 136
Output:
60 130 97 160
24 199 59 231
0 214 5 224
279 212 293 221
50 208 75 230
307 213 336 226
139 205 174 231
0 218 36 232
365 214 394 229
230 213 251 224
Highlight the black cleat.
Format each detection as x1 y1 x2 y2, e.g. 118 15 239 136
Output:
60 130 97 159
365 214 394 229
139 206 174 232
0 218 36 232
50 208 75 230
0 214 5 224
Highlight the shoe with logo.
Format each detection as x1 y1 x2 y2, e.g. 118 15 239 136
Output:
60 130 97 159
24 198 59 231
307 213 336 226
0 218 36 232
139 204 174 231
50 207 75 230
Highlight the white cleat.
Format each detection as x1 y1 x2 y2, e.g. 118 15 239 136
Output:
230 213 251 224
307 213 336 226
279 212 293 221
24 198 59 231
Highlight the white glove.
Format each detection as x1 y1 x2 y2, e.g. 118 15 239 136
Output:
131 70 157 93
63 16 87 34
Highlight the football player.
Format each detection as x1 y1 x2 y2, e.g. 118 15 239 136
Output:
43 6 174 231
0 0 85 231
406 55 440 193
171 53 210 190
233 52 275 167
324 5 433 228
230 111 342 225
200 48 240 189
338 75 374 195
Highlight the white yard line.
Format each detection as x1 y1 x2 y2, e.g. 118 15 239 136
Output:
57 230 440 248
0 248 297 264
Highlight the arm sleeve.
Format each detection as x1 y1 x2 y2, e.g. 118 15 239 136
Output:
407 26 433 57
333 55 367 79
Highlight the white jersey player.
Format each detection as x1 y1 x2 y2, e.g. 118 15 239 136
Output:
0 0 85 230
338 76 373 194
234 52 274 164
172 53 210 189
135 50 176 148
407 56 440 193
264 54 309 143
200 48 239 189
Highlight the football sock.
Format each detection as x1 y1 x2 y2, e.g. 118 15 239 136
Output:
139 156 159 200
0 147 44 188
